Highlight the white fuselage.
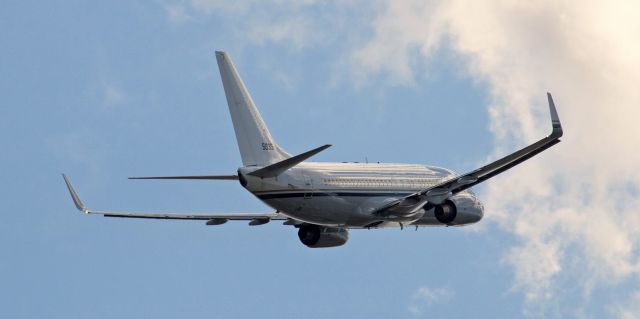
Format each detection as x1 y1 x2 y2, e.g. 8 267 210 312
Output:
239 162 484 228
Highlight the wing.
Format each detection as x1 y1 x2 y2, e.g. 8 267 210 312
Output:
376 93 563 215
423 92 563 203
62 174 290 225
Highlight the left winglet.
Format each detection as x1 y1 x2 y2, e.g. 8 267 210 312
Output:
248 144 331 178
62 174 87 213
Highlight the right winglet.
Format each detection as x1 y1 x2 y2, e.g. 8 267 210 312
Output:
62 174 87 213
378 91 566 213
547 92 563 138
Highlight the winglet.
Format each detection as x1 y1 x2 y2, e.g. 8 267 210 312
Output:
547 92 563 138
62 174 87 213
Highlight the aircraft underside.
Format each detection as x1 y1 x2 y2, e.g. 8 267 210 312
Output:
258 191 483 228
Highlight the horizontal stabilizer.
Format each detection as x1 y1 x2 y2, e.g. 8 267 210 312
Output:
128 175 239 180
248 144 331 178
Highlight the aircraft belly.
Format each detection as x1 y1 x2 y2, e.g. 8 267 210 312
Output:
260 194 404 227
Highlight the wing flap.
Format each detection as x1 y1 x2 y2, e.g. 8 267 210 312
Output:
98 211 286 220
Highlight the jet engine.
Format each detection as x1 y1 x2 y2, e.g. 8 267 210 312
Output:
434 200 457 224
424 195 482 226
297 225 349 248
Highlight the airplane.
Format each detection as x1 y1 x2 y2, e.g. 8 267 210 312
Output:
63 51 563 248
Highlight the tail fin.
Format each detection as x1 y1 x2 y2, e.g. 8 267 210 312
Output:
215 51 289 166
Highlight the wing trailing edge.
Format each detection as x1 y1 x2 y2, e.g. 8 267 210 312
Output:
62 174 289 223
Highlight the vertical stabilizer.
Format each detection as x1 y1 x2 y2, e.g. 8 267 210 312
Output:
215 51 289 166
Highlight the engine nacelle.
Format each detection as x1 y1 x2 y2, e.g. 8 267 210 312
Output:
297 225 349 248
434 200 457 224
431 194 483 225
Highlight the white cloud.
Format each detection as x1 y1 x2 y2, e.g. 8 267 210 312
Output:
347 0 640 316
611 291 640 319
408 286 453 316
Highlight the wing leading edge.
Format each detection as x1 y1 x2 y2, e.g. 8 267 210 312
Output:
423 92 563 202
376 92 563 215
62 174 288 224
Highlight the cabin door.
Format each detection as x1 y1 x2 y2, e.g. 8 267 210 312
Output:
303 175 313 199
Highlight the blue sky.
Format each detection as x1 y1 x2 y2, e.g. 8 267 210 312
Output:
3 1 640 318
